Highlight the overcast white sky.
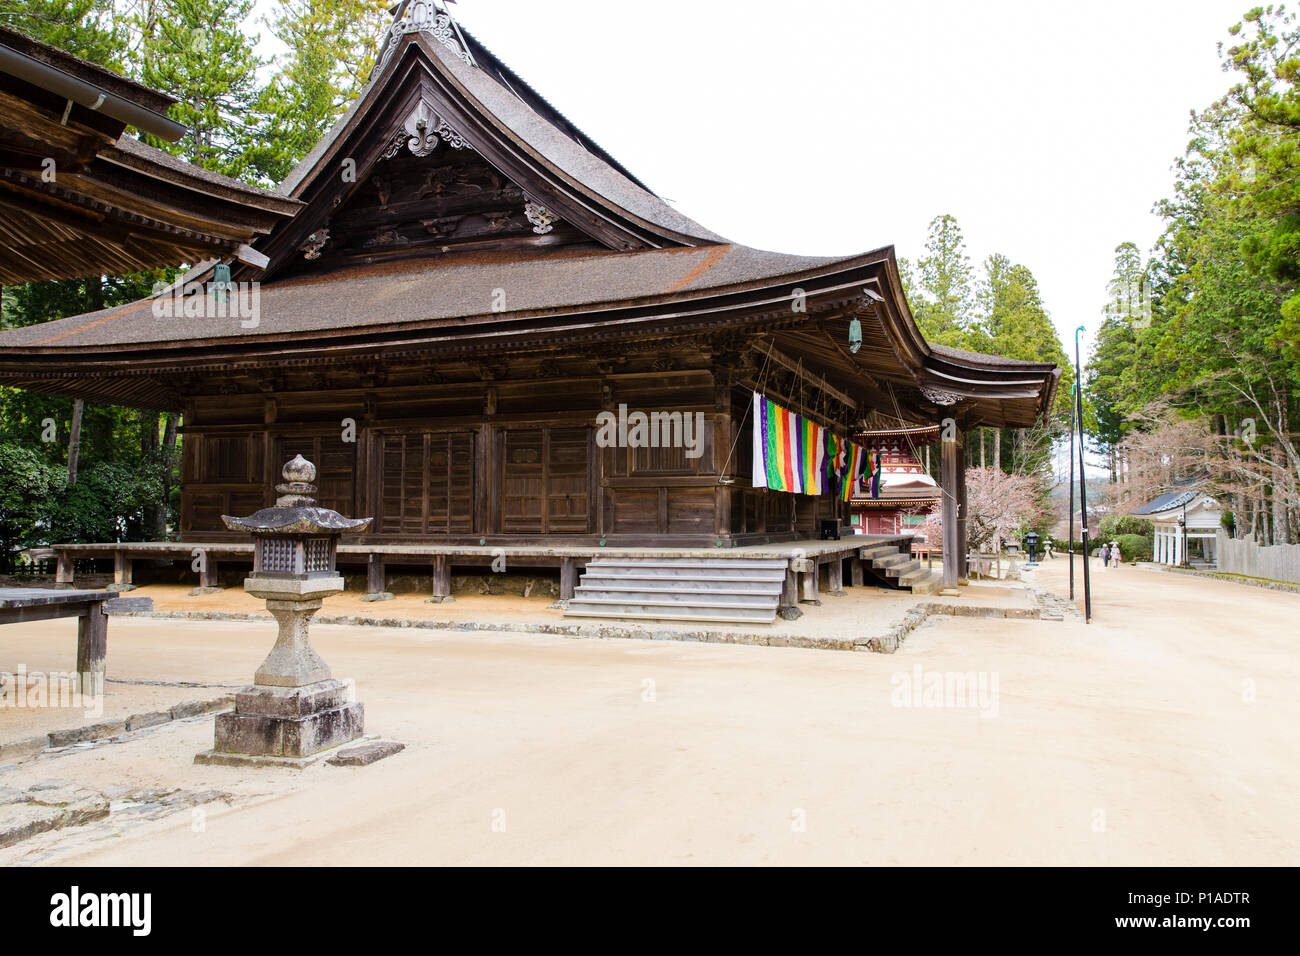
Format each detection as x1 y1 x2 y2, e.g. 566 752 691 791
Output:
440 0 1242 361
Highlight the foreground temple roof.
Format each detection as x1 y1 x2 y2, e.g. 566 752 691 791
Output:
0 27 299 282
0 3 1059 429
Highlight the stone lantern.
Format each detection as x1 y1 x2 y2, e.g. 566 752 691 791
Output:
1023 530 1040 566
196 455 372 767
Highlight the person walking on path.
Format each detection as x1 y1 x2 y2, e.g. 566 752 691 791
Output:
1111 540 1121 567
1100 542 1111 570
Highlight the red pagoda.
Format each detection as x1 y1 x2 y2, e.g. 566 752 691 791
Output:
850 425 942 536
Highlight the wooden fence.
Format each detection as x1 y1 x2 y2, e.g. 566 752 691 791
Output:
1216 532 1300 585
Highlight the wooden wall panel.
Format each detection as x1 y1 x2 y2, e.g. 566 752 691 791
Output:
501 426 590 534
377 430 474 535
667 488 714 535
547 427 590 533
610 489 658 534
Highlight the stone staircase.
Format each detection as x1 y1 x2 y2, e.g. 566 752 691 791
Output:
859 543 941 595
564 557 787 624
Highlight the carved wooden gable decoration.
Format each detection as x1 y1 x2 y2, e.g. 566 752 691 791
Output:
241 1 719 283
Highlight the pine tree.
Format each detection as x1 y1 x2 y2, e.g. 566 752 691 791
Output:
974 254 1072 476
1 0 129 68
136 0 265 178
912 214 975 346
244 0 389 184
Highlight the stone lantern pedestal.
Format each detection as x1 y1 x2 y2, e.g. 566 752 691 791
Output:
195 455 372 768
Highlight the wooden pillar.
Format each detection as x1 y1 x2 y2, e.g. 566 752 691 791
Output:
76 605 107 676
780 567 798 610
957 440 969 582
431 554 452 602
941 427 964 589
113 550 132 587
55 552 74 586
199 557 219 590
800 564 819 603
713 377 732 544
828 556 843 593
850 558 865 587
366 553 385 595
560 557 578 601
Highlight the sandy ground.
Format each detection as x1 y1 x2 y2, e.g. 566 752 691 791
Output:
1 555 1296 865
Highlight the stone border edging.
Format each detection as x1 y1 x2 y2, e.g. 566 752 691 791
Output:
1150 564 1300 594
0 695 233 762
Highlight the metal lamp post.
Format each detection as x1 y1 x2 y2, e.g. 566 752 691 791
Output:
1074 325 1091 623
196 455 373 767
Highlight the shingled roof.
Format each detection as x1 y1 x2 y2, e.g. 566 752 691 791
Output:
0 3 1059 429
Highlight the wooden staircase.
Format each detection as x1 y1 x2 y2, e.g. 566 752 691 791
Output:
564 557 787 625
859 543 941 595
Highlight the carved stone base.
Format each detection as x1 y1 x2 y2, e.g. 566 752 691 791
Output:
200 679 364 762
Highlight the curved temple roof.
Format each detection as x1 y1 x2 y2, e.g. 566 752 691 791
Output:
0 5 1059 430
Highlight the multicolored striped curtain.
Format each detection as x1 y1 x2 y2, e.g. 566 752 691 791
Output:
751 392 866 501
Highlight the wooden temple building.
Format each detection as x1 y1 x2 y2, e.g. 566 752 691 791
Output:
0 3 1059 615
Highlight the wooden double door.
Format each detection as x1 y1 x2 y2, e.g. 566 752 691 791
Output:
375 425 591 537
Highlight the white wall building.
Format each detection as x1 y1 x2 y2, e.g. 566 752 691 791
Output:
1134 488 1222 567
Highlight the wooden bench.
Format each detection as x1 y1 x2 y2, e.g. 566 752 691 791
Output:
0 588 152 675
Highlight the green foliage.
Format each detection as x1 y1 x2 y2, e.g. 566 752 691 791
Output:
0 442 61 571
974 253 1073 422
910 214 975 346
1219 5 1300 362
1099 513 1154 539
1086 242 1147 453
54 458 164 544
0 3 381 549
0 440 165 569
244 0 389 183
1 271 174 469
1114 533 1153 562
1 0 129 68
136 0 266 177
902 215 1073 484
1084 6 1300 538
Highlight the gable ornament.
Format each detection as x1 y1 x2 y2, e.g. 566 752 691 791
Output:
379 1 475 71
524 200 559 235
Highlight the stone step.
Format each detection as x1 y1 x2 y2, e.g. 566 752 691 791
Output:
569 594 778 610
564 604 776 624
577 577 782 594
568 555 784 624
897 565 929 584
858 545 900 560
581 566 786 582
586 558 788 571
907 571 942 595
884 559 922 578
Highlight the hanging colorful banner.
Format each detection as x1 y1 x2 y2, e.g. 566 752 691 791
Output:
842 442 867 502
752 392 865 500
862 449 882 499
